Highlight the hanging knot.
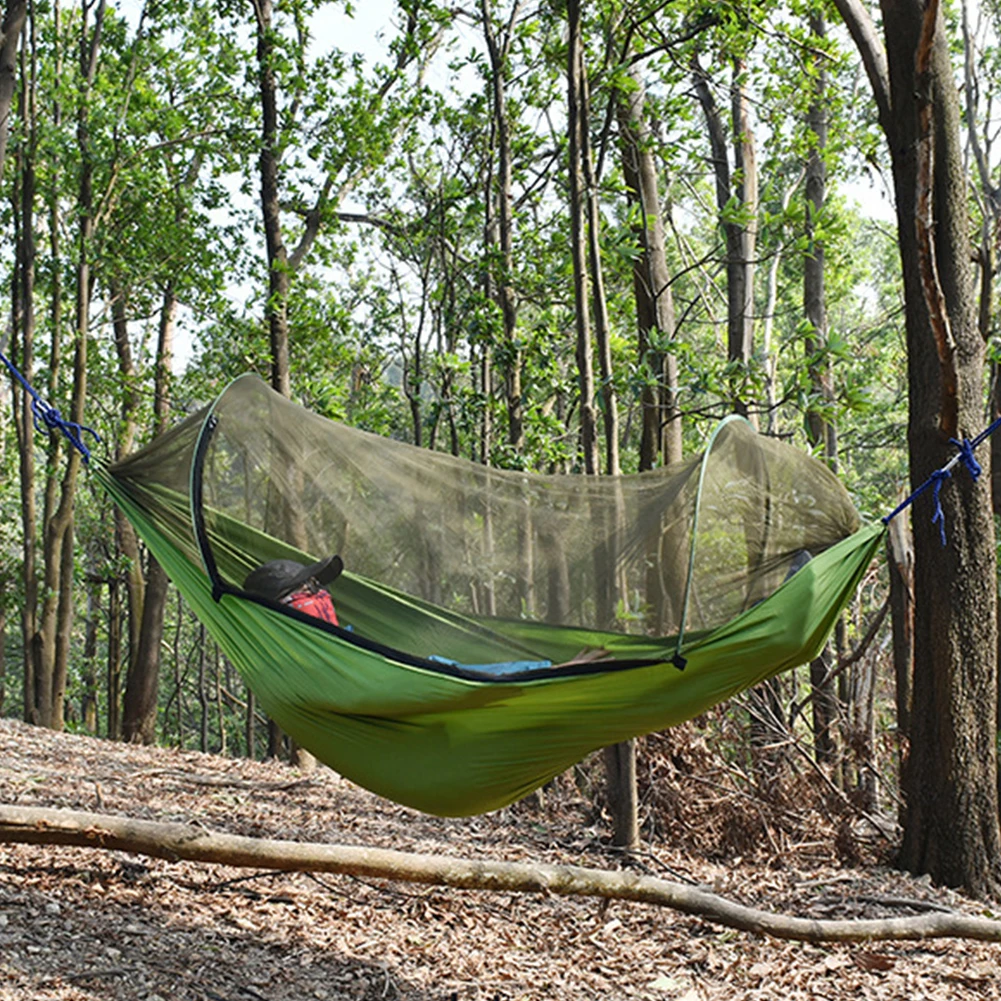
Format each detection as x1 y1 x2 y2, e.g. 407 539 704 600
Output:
928 438 981 547
0 348 100 463
950 436 981 482
883 423 999 547
26 383 100 463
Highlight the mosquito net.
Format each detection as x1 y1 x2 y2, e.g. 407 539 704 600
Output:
107 374 860 668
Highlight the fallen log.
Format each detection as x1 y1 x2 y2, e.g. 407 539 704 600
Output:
1 802 999 945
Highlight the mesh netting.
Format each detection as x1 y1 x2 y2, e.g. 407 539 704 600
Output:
108 375 860 661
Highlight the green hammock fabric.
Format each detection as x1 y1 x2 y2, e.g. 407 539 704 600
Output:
97 376 884 812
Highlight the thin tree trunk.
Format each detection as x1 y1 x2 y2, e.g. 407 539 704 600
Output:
567 0 598 475
692 58 757 419
0 0 27 184
803 10 840 767
198 622 208 754
566 0 636 849
580 69 618 477
121 287 177 745
0 598 6 715
959 0 1001 513
12 15 38 725
481 0 522 451
110 281 146 736
216 644 228 755
255 0 291 397
617 71 682 468
244 685 254 761
729 58 757 409
106 577 122 740
696 60 775 780
35 0 104 730
887 508 914 747
81 580 100 732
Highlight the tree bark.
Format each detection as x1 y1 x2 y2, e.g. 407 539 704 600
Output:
691 58 757 419
254 0 291 397
836 0 1001 896
81 580 100 732
887 507 914 745
121 286 177 745
0 0 27 184
481 0 522 451
0 599 6 714
567 0 598 475
580 67 618 477
729 59 757 399
959 0 1001 514
616 71 682 468
106 577 122 740
12 12 38 725
5 803 1001 944
252 5 314 762
802 10 842 769
34 0 104 730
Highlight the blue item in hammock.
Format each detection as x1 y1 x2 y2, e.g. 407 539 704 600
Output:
428 654 553 677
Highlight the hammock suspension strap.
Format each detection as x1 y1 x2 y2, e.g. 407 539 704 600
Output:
882 415 1001 545
0 348 100 463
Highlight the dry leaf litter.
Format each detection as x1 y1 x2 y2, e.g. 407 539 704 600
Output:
0 717 998 1000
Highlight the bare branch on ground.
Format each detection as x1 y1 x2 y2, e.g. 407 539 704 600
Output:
2 803 1000 945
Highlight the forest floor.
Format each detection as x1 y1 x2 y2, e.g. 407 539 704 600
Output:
0 717 998 1001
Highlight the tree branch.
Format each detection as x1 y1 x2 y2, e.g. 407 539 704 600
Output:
3 804 1001 944
830 0 891 135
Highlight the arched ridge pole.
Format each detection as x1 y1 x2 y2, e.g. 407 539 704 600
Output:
672 414 753 668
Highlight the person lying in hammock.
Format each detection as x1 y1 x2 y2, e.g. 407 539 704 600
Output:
243 555 343 625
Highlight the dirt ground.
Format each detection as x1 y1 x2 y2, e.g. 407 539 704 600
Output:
0 717 998 1000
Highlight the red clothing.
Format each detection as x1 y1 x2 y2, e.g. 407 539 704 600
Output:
285 588 339 625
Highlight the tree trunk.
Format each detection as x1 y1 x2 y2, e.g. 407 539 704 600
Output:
729 59 757 407
81 580 100 732
0 0 27 184
34 0 104 730
887 506 914 746
957 0 1001 511
480 0 522 452
106 577 122 740
566 0 636 848
803 10 841 769
617 76 683 467
12 20 38 725
255 0 291 397
760 174 802 434
692 57 757 419
847 0 1001 896
617 77 685 644
803 12 836 461
244 685 255 760
112 281 148 741
109 280 144 681
580 69 618 477
121 286 177 745
567 0 598 475
0 598 6 715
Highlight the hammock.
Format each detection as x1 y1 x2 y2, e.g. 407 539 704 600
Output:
96 374 884 816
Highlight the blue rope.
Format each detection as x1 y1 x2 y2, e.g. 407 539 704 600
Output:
0 348 100 464
882 415 1001 545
